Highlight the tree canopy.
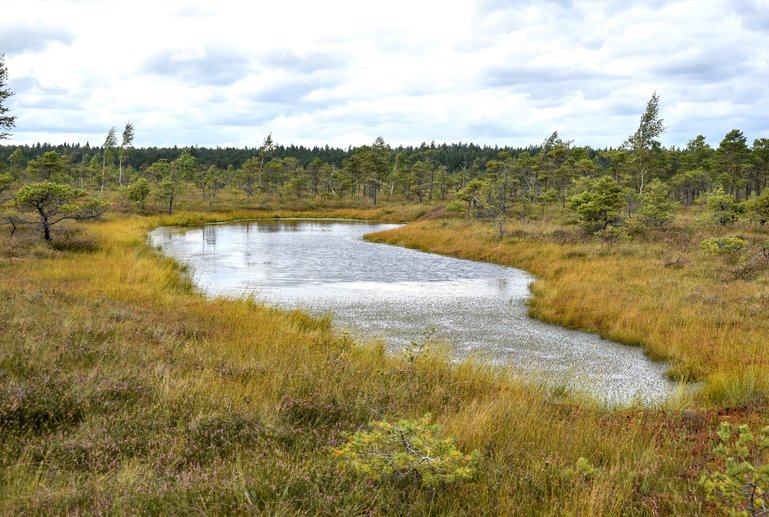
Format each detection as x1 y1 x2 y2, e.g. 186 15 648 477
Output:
0 54 15 140
12 181 107 240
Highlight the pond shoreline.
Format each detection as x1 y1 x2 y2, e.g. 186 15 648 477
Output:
150 218 677 405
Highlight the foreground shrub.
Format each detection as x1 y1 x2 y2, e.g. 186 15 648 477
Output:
332 415 479 488
706 187 742 225
638 178 677 227
567 176 624 233
700 422 769 516
701 237 746 255
445 199 466 212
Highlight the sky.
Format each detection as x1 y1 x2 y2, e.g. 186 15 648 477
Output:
1 0 768 150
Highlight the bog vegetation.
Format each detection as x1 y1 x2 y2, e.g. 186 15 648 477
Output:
2 82 769 514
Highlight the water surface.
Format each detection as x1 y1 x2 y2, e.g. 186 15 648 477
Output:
150 219 676 404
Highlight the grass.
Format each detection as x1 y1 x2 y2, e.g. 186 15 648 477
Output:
0 204 765 514
366 210 769 399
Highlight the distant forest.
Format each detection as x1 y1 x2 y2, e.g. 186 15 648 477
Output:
0 139 539 173
1 95 768 223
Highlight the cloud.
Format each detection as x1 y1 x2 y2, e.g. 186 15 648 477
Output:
0 23 74 54
260 51 346 75
1 0 767 148
251 81 318 105
143 47 251 86
9 76 92 114
734 0 769 32
173 3 216 18
483 66 599 88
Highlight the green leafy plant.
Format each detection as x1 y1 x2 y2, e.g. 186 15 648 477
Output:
332 415 479 488
125 177 151 212
445 199 466 212
700 422 769 516
701 237 747 255
561 456 599 482
638 178 677 227
567 175 624 233
706 187 742 225
594 224 628 244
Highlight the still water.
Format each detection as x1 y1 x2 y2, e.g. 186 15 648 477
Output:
149 219 676 404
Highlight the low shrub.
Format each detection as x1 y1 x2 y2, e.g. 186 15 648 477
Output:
700 422 769 516
701 237 746 255
332 415 479 488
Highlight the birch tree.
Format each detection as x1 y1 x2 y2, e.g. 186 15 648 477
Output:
101 127 117 192
626 93 665 194
118 122 134 186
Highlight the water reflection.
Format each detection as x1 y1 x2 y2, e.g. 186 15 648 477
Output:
203 225 216 246
150 219 676 404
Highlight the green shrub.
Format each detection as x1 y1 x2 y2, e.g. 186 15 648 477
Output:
445 199 466 212
567 176 624 233
701 237 746 255
332 415 479 488
706 187 741 225
595 224 628 244
561 456 599 482
700 422 769 516
638 179 677 227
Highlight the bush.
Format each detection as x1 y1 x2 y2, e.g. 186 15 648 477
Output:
701 237 747 255
124 178 151 212
567 176 624 233
745 190 769 225
638 179 676 227
445 199 466 212
706 187 741 225
595 224 628 244
700 422 769 516
332 415 479 488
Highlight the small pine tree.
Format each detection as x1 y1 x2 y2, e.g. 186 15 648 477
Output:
638 179 677 227
706 187 741 225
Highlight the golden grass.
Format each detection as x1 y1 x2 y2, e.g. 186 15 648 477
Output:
0 208 762 514
366 215 769 402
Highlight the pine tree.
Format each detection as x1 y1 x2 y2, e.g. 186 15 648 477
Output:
0 54 16 140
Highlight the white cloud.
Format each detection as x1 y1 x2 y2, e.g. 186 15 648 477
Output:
2 0 768 148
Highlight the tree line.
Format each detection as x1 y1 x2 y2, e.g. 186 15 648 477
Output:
1 61 769 241
1 113 767 215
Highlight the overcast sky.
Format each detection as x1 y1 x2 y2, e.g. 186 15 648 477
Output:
1 0 768 150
